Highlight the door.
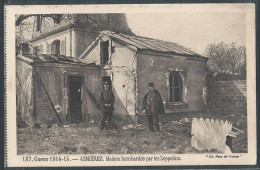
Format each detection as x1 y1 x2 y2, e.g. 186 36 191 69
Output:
68 76 83 123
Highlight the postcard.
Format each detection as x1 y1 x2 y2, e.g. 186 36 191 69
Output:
5 3 256 167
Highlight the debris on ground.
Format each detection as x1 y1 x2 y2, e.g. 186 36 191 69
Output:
161 123 171 129
51 124 59 128
143 140 150 145
182 117 191 123
17 111 248 154
40 124 48 129
54 130 60 136
223 114 235 118
172 121 183 125
172 117 191 125
162 131 173 136
123 124 134 129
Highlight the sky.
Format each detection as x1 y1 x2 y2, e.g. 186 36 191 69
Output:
15 5 248 55
126 11 246 54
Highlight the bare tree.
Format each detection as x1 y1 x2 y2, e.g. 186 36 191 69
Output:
16 14 62 26
204 42 246 79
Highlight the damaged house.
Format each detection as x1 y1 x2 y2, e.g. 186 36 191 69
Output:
16 14 133 127
17 14 208 127
18 14 133 58
79 31 208 122
17 54 100 127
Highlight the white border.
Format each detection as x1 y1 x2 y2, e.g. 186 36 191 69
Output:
5 4 256 167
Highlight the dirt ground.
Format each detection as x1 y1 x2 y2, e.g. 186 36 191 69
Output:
17 111 248 155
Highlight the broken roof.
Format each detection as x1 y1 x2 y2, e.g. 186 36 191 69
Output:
17 54 82 64
80 31 207 59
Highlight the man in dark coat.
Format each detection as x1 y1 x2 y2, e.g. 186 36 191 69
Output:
99 81 115 130
142 83 165 132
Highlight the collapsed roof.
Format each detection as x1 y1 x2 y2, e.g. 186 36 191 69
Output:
17 54 82 64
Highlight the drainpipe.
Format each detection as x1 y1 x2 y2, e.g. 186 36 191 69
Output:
69 27 72 57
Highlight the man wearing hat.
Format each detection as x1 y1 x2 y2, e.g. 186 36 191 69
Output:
142 83 165 132
99 81 115 130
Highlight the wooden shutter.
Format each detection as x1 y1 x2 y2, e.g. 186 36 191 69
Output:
47 44 51 54
39 45 43 54
60 40 65 55
36 15 42 31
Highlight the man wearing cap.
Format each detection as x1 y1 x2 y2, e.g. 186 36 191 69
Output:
142 83 165 132
99 81 115 130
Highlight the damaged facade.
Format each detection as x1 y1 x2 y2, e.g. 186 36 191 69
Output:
79 31 208 121
18 14 132 58
17 15 208 126
17 54 100 127
16 14 133 126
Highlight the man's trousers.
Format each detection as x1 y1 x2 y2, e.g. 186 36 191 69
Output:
147 114 160 131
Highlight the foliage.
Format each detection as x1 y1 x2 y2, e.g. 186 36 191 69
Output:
204 42 246 79
15 14 133 55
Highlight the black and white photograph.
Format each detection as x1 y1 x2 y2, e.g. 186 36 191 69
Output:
5 4 256 166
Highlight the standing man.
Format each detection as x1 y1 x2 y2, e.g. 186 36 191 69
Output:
142 83 165 132
99 81 115 130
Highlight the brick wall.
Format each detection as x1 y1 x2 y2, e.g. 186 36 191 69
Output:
34 84 59 126
137 52 207 114
208 80 247 115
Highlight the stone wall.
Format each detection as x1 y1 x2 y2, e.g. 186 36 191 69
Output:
137 51 208 114
208 80 247 115
33 63 101 125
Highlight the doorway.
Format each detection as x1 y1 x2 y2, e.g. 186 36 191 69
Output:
68 76 83 123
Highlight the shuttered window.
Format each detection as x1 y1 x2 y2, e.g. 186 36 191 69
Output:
47 44 51 54
36 15 42 32
38 45 43 54
100 41 109 65
51 40 60 55
60 40 65 55
169 72 183 103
